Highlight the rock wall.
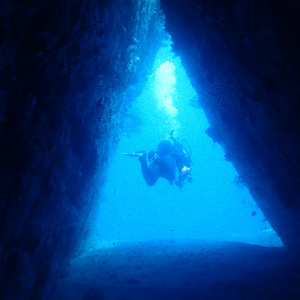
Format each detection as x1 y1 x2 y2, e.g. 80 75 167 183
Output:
0 1 165 299
161 0 300 249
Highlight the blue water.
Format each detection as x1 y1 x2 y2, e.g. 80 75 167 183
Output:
92 38 283 248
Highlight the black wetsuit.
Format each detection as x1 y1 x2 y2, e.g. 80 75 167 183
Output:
139 139 191 186
139 153 176 186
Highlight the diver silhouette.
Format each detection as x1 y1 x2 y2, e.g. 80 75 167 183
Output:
124 131 192 188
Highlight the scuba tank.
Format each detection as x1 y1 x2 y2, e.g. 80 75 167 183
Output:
169 130 193 188
170 130 192 165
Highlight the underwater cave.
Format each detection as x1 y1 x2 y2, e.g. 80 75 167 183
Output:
1 0 300 299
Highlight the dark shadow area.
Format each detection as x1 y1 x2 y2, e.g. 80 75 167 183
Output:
160 0 300 250
51 240 300 300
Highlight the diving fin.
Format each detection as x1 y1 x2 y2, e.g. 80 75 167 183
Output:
122 152 144 157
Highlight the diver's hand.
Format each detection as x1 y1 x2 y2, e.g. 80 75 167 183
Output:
181 166 191 176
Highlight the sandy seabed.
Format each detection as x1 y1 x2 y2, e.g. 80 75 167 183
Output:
50 240 300 300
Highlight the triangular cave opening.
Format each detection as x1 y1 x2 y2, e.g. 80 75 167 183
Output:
89 37 283 250
51 36 296 300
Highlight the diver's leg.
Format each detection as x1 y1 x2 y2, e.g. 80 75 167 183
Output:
139 154 159 186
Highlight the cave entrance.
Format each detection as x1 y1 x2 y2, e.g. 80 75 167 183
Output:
92 37 283 249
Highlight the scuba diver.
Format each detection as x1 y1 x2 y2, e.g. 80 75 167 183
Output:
123 131 192 188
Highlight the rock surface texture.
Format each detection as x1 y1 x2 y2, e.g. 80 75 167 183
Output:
161 0 300 249
0 1 164 299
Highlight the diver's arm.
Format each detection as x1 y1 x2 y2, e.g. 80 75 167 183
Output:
182 150 192 168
